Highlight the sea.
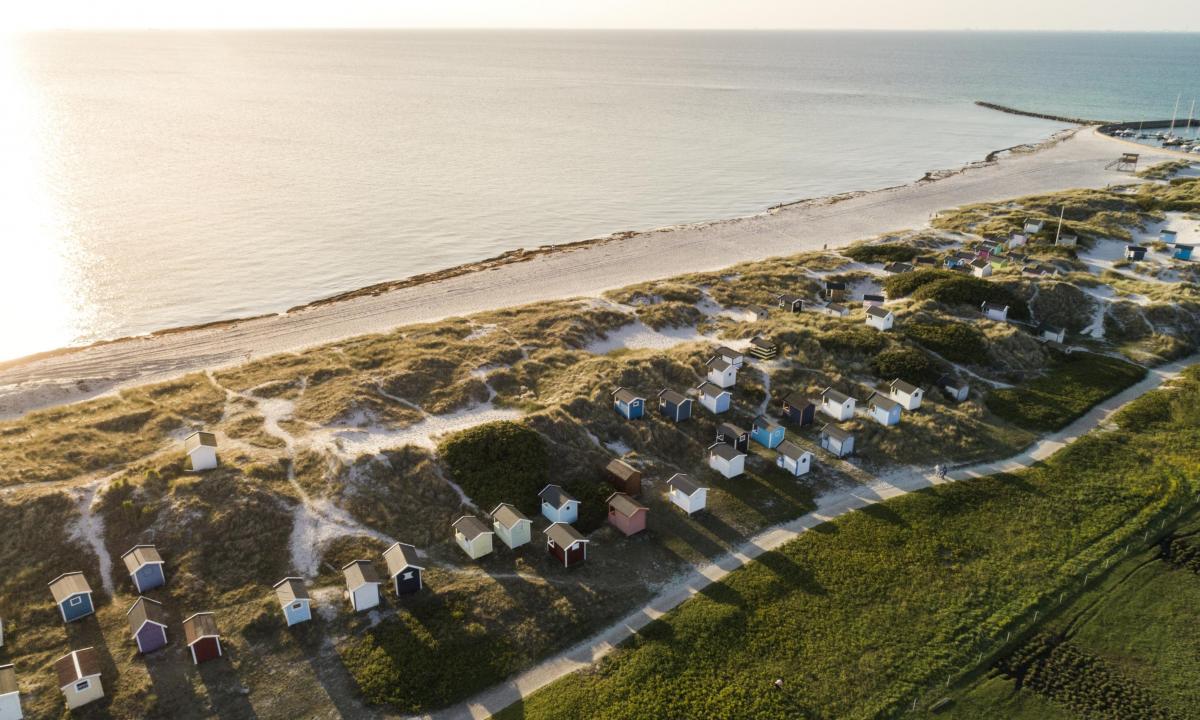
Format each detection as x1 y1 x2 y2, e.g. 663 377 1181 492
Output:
2 30 1198 361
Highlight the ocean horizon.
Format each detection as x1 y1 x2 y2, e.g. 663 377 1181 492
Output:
2 29 1197 361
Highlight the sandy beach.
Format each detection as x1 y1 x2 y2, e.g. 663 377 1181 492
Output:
0 127 1174 418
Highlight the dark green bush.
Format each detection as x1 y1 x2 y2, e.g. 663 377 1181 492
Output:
438 421 549 517
883 269 1030 320
902 322 988 363
870 346 941 385
842 243 919 264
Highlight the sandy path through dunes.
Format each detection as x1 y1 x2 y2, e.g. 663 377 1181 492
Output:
0 129 1173 418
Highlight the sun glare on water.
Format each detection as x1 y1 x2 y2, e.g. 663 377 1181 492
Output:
0 34 89 362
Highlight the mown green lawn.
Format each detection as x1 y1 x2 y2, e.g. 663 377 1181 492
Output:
984 351 1146 432
497 367 1200 720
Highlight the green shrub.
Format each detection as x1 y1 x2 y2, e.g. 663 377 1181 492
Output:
903 322 988 363
870 346 941 385
985 353 1146 432
842 243 919 264
438 421 549 516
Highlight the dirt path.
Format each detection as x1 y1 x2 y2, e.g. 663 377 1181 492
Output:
418 354 1195 720
0 129 1175 419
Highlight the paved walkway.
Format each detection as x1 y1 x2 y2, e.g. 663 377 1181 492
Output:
418 354 1195 720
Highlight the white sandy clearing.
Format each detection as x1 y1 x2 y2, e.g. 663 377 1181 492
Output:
319 403 525 456
418 353 1196 720
67 481 115 595
0 128 1176 420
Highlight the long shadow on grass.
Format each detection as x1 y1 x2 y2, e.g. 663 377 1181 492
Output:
196 646 259 720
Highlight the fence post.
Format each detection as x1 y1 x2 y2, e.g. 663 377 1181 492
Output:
1033 610 1039 623
1084 572 1091 584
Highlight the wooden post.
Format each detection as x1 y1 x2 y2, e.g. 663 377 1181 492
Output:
1033 610 1039 623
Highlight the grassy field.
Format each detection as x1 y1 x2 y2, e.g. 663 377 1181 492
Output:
497 367 1200 720
984 351 1147 432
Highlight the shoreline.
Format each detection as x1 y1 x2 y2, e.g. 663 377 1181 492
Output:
0 126 1178 419
0 126 1074 374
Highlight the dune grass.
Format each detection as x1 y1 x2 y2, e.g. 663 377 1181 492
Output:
497 366 1200 720
984 351 1147 432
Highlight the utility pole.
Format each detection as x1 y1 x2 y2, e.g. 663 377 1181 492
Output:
1054 206 1065 245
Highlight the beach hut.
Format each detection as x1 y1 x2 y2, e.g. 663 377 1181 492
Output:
53 648 102 710
867 393 902 426
184 431 218 471
545 523 589 568
821 302 850 318
883 262 914 274
539 485 580 524
697 382 731 414
969 258 993 278
607 493 648 536
273 577 312 627
121 545 165 594
913 256 938 267
341 560 382 611
747 306 770 322
611 388 644 420
775 441 813 477
750 415 785 449
452 516 495 561
1056 234 1078 248
707 442 746 479
715 422 749 453
705 356 738 388
889 379 924 411
491 503 533 550
657 389 692 423
0 664 21 720
782 393 816 427
862 294 885 308
981 302 1009 322
604 458 642 496
714 346 745 369
182 612 222 665
1023 219 1045 235
937 375 970 403
748 335 777 361
1037 324 1066 344
383 542 424 595
823 281 848 301
48 573 94 623
865 306 894 330
667 474 708 515
776 294 804 313
1161 229 1178 245
1007 233 1028 250
1175 245 1194 261
820 388 856 421
126 597 168 655
1125 245 1148 261
819 424 855 457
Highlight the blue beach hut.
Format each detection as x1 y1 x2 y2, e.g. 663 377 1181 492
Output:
49 572 94 623
274 577 312 627
657 389 692 423
750 415 786 449
121 545 166 594
612 388 644 420
1174 245 1194 261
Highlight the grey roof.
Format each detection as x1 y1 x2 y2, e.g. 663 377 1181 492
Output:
705 356 732 372
544 522 587 548
863 294 885 302
824 280 847 290
54 648 100 689
657 388 689 405
48 572 92 604
825 303 848 314
981 301 1009 313
777 440 810 461
607 492 647 518
605 459 641 482
121 544 163 574
452 515 493 540
749 335 776 349
821 387 852 405
538 484 577 509
667 473 704 496
708 442 743 462
0 664 16 695
777 293 803 305
184 431 217 453
697 382 729 399
341 559 381 590
717 422 747 438
752 415 781 431
866 306 893 319
821 424 854 442
273 577 310 605
969 258 990 269
490 503 531 530
383 542 424 576
890 379 920 396
715 346 743 360
884 262 914 273
1037 323 1065 335
868 392 901 412
783 392 813 408
126 596 167 634
182 612 220 644
937 374 967 390
612 387 642 404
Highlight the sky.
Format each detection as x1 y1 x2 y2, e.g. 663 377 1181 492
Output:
3 0 1199 32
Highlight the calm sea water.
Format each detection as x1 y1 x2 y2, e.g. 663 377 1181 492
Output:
2 31 1198 360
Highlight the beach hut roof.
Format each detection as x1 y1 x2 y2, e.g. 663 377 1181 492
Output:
490 503 530 530
696 382 729 399
777 440 810 461
868 392 901 412
451 516 493 540
612 387 642 404
538 484 577 509
607 492 647 518
126 596 167 633
605 459 640 482
668 473 704 496
821 424 854 442
890 379 920 395
0 664 16 696
544 522 587 547
383 542 424 575
183 612 220 644
273 577 310 604
708 442 742 461
821 387 852 405
121 545 163 574
54 648 100 689
184 431 217 453
48 572 91 603
866 306 892 319
657 388 689 405
341 560 380 588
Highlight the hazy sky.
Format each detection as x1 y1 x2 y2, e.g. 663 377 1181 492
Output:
5 0 1200 32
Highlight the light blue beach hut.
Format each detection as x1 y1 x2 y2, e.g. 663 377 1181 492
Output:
750 416 785 449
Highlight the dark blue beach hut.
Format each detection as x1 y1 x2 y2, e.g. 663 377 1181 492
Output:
612 388 644 420
715 422 750 453
657 389 692 423
781 392 816 427
49 572 94 623
121 545 165 594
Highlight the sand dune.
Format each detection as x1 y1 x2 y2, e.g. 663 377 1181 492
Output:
0 128 1174 418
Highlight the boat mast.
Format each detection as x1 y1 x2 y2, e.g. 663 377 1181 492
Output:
1168 93 1181 138
1187 98 1196 138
